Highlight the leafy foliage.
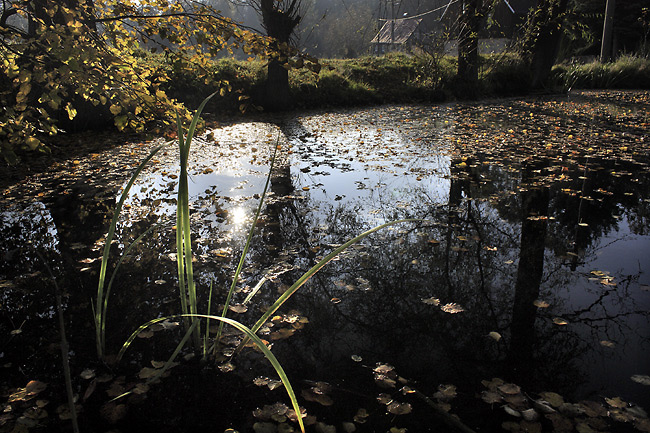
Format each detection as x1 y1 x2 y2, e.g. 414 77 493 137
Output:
0 0 274 163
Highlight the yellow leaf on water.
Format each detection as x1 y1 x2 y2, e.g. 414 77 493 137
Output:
631 375 650 386
422 297 440 306
533 300 550 308
25 380 47 395
488 331 502 341
605 397 626 409
552 318 568 326
441 303 464 314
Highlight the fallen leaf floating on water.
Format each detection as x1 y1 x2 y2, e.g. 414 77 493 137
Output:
138 367 159 379
503 405 521 418
488 331 502 341
481 391 503 404
521 408 539 422
539 392 564 408
229 304 248 314
351 354 363 362
136 329 154 338
498 383 521 395
377 393 393 405
600 340 616 348
421 297 440 306
100 402 127 424
631 375 650 386
440 303 465 314
253 402 289 422
269 328 295 341
605 397 627 409
373 364 398 389
25 380 47 396
387 401 412 415
552 317 569 326
219 362 235 373
79 369 95 380
533 300 550 308
133 382 150 395
353 408 369 424
532 399 556 414
434 384 457 401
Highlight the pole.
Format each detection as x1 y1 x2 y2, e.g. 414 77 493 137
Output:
391 0 395 49
600 0 615 62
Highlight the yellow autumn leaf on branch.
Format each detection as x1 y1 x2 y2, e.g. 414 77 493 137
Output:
109 104 122 115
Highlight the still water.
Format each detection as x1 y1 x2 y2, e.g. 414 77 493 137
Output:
1 91 649 432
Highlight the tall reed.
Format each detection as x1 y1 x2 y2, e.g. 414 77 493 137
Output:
105 92 422 433
174 92 218 348
95 144 163 359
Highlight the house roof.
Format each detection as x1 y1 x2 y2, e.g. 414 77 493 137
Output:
371 18 423 45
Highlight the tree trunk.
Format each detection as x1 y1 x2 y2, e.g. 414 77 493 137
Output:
522 0 569 89
265 60 292 111
457 0 481 97
508 161 549 383
259 0 300 111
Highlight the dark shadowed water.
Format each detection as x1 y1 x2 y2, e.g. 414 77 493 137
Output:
1 91 649 433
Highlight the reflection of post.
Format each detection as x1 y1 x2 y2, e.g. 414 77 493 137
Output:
261 123 297 256
508 162 549 380
444 158 469 297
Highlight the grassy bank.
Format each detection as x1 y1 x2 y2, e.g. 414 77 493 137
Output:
154 52 649 113
551 54 650 91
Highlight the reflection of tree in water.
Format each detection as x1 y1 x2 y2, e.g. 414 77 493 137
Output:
251 151 649 413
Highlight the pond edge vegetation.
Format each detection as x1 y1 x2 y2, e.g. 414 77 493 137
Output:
157 52 650 113
89 92 426 433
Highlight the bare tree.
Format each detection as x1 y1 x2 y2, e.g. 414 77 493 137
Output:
237 0 303 110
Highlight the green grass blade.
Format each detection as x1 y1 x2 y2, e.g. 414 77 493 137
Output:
174 91 219 348
112 320 199 402
243 276 267 305
203 280 214 361
117 314 306 433
238 219 421 351
216 142 280 344
184 91 219 155
95 143 164 358
117 316 172 362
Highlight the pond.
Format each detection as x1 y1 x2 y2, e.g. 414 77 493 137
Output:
1 90 649 433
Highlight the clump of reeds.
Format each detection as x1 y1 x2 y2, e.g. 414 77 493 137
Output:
95 92 420 433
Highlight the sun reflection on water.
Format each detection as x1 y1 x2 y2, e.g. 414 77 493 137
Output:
229 205 249 232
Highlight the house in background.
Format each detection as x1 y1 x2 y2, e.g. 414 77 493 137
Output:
371 18 423 54
370 0 537 55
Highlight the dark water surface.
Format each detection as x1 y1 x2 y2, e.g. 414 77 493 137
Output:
1 91 649 432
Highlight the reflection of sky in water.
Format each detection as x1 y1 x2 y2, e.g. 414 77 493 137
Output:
122 109 454 232
3 100 646 415
0 202 59 257
567 216 650 405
